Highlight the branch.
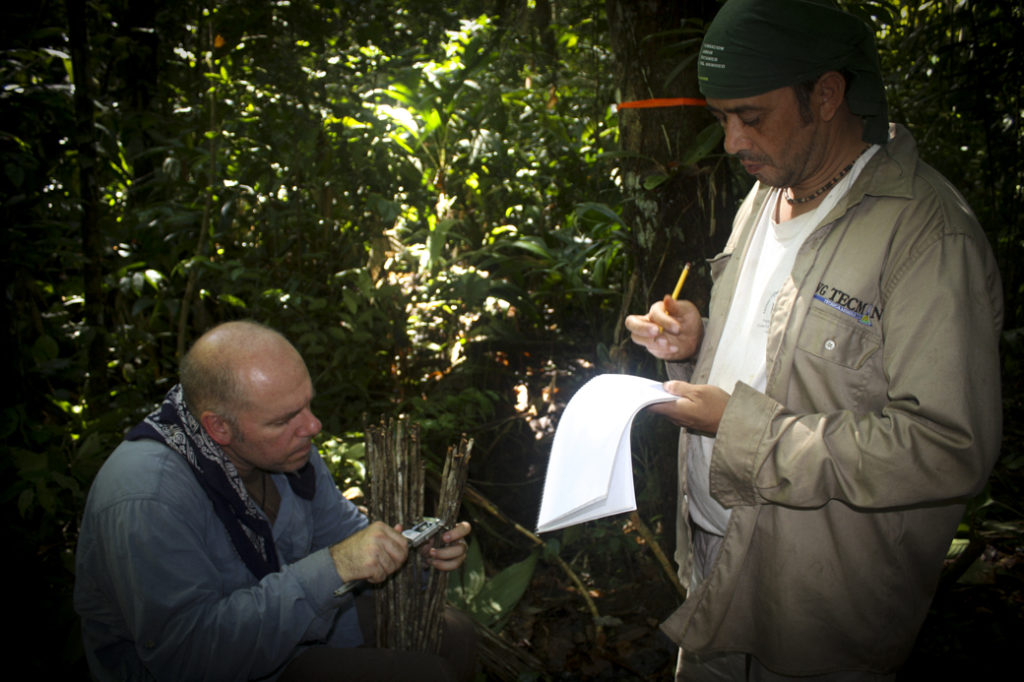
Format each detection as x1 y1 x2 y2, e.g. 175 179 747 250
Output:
628 511 686 599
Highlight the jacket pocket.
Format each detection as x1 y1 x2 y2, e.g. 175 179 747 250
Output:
796 306 880 370
790 307 884 412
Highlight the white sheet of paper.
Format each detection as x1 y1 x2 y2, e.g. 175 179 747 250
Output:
536 374 676 533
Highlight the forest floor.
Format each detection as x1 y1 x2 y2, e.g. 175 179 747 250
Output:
900 527 1024 679
491 523 1024 680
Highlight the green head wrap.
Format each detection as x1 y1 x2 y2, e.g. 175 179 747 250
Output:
698 0 889 144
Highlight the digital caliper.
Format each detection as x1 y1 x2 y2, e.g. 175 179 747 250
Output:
332 517 445 597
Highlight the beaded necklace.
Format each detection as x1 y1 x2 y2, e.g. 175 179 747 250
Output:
785 145 870 205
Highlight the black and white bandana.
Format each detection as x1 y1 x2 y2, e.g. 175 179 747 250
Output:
126 384 316 579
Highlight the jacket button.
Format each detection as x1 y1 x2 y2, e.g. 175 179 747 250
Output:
824 339 836 351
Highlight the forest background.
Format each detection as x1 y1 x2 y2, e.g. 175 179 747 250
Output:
3 0 1022 678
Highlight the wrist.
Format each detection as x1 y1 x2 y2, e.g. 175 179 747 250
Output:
328 542 353 582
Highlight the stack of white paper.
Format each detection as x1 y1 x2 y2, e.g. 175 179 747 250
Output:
536 374 676 533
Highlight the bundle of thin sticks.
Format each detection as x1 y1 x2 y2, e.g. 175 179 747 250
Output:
365 416 472 653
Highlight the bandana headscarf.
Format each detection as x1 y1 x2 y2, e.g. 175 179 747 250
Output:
697 0 889 144
127 384 317 579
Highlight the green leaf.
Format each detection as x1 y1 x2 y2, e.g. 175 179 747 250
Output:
448 537 487 606
217 293 248 309
642 172 668 190
422 108 443 136
575 202 625 227
17 488 34 518
469 549 538 629
13 448 48 476
30 334 59 365
508 237 552 261
946 537 970 560
450 541 539 631
428 218 456 268
679 122 724 166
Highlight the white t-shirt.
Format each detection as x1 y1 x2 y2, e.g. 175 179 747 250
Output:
688 146 879 535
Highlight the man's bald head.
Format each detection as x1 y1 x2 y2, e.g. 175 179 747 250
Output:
180 321 305 424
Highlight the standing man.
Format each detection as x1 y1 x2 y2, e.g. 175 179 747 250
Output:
75 320 475 681
625 0 1003 679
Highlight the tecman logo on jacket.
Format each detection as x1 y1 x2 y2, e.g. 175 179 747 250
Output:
814 281 882 326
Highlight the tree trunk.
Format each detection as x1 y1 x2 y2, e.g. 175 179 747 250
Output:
604 0 736 582
605 0 732 352
66 0 108 395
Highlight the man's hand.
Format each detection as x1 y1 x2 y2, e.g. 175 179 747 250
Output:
329 521 409 584
648 380 730 436
421 521 471 571
625 296 704 362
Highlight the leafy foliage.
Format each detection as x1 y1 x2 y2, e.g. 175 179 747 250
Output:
868 0 1024 327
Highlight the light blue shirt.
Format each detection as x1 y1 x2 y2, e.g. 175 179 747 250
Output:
74 439 368 681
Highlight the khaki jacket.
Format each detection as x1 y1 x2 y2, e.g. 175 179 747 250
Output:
660 124 1003 675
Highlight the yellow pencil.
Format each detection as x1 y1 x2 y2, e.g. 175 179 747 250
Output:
671 262 692 299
